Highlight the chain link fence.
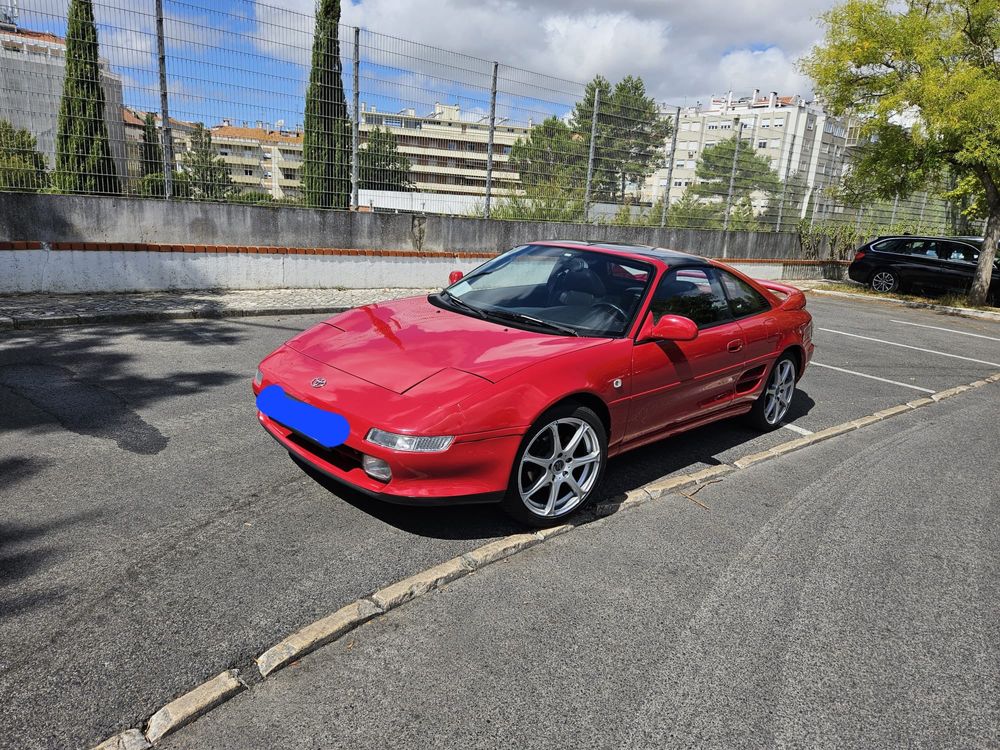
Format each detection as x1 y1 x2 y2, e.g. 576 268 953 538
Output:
0 0 984 250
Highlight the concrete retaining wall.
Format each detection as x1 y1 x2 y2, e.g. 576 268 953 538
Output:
0 192 806 259
0 242 845 293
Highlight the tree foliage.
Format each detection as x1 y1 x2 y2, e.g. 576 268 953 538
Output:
140 112 162 178
55 0 119 194
302 0 351 209
690 137 781 205
138 170 191 199
506 74 670 219
180 124 232 200
802 0 999 304
358 127 412 191
0 120 48 192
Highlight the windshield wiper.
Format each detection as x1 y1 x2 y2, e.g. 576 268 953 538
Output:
484 309 579 337
438 290 486 319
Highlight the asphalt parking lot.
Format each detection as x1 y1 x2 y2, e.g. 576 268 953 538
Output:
0 293 998 748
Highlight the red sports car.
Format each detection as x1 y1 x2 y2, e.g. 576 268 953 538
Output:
252 241 814 525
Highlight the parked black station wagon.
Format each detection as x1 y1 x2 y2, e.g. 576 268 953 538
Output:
848 235 998 304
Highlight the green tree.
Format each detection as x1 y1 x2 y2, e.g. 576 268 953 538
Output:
302 0 351 209
180 124 232 200
568 75 671 202
690 136 781 207
0 120 48 191
138 170 191 199
803 0 999 305
569 76 616 199
510 116 582 190
358 127 412 190
228 190 273 204
55 0 119 194
140 112 162 178
604 76 672 201
664 190 724 229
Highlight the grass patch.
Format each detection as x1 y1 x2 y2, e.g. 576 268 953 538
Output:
814 282 999 312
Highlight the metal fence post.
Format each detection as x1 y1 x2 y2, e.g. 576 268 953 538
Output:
722 115 741 240
890 192 899 225
775 133 796 232
660 105 681 227
483 61 499 219
583 87 601 223
155 0 174 198
351 26 360 211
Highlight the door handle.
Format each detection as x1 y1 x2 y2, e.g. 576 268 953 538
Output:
727 339 744 353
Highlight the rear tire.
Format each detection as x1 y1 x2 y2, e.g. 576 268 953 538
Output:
501 402 607 527
746 355 796 432
870 269 900 294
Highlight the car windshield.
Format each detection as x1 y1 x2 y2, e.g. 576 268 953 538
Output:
433 244 655 337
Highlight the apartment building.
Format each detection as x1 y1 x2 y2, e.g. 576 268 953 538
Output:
644 92 852 222
0 21 128 188
152 102 530 207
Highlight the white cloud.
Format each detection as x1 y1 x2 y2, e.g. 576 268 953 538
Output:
247 0 835 120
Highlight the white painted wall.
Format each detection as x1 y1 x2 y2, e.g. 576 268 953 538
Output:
0 250 486 293
0 250 813 294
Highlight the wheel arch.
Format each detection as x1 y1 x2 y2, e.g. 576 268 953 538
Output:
779 344 806 381
539 391 612 438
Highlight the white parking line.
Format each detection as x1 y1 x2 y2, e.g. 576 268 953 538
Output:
818 328 1000 368
810 362 936 393
781 423 814 436
890 319 1000 342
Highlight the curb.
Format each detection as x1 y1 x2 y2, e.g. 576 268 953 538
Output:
91 370 1000 748
143 670 244 744
5 305 355 331
808 288 1000 322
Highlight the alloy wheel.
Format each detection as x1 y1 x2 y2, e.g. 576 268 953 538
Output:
764 359 795 425
518 417 601 517
871 272 896 293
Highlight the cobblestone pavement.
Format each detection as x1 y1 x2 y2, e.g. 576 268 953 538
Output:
0 288 437 329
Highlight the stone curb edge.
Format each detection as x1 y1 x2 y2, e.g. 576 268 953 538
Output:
0 305 356 331
91 370 1000 749
808 288 1000 322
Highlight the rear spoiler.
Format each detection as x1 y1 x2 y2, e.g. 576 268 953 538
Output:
758 280 807 310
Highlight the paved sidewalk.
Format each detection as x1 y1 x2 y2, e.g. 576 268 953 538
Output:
0 281 827 331
0 288 435 329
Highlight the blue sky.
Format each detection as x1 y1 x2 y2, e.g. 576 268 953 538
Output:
18 0 828 128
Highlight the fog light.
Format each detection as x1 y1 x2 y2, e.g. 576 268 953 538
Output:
253 367 264 387
362 454 392 482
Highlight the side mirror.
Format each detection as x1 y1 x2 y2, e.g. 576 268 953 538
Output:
641 314 698 342
448 270 464 285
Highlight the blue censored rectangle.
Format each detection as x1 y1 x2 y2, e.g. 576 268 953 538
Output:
256 385 350 448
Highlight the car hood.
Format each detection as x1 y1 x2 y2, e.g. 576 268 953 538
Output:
284 295 609 394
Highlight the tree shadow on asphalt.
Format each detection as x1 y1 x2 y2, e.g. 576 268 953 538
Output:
0 485 105 621
293 388 817 540
0 324 244 452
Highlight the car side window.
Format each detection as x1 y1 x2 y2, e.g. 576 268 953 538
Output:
649 267 732 328
947 242 979 263
718 270 771 318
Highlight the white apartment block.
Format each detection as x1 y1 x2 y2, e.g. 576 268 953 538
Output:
644 91 853 222
157 102 529 209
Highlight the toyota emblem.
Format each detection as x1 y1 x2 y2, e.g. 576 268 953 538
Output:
310 377 327 388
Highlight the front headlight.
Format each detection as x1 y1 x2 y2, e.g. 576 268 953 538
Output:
365 428 454 453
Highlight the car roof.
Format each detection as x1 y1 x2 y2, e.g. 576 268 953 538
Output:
874 234 983 244
532 239 709 266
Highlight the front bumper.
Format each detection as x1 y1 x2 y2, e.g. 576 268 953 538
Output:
257 410 518 505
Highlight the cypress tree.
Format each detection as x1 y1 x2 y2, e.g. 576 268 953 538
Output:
140 112 162 178
55 0 120 194
302 0 351 209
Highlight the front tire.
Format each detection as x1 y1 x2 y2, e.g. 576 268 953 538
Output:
870 269 900 294
501 403 607 526
746 355 796 431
